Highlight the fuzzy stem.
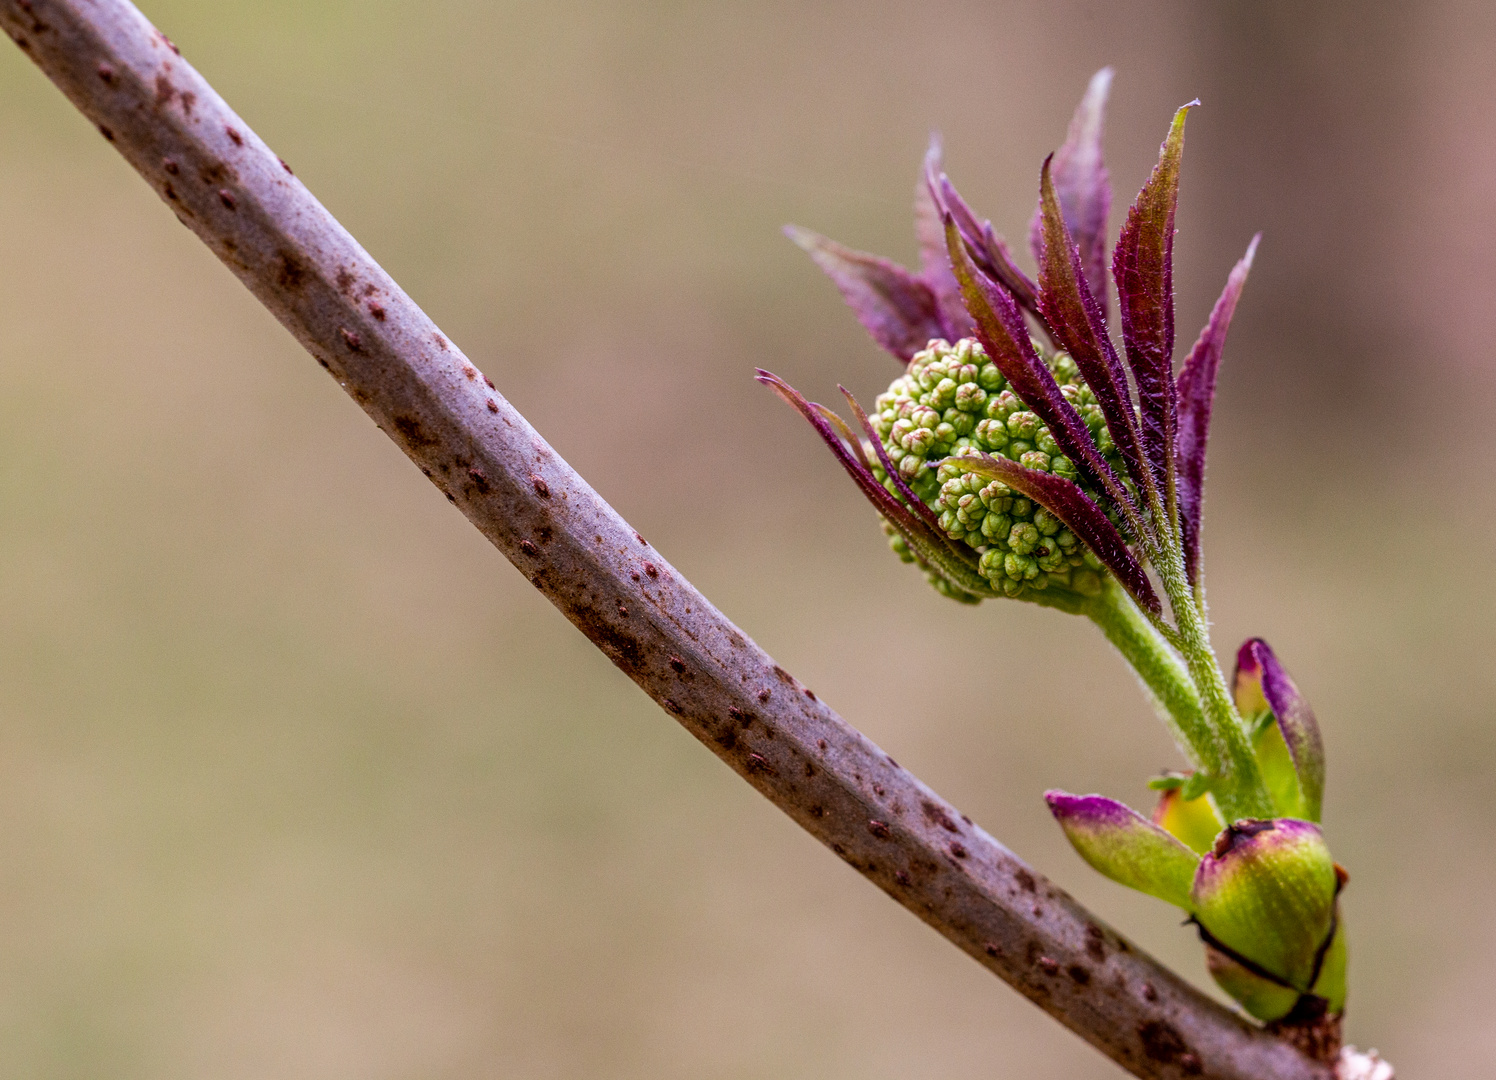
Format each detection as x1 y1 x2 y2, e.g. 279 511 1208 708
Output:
0 4 1329 1077
1085 578 1212 769
1155 545 1274 821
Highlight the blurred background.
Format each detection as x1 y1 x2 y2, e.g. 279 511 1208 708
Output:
0 0 1491 1076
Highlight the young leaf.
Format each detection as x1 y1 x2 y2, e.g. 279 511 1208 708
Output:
784 225 944 363
1234 638 1325 821
931 169 1041 314
913 137 974 340
957 452 1160 615
756 370 993 600
942 214 1140 531
1113 102 1195 505
1176 235 1259 584
1029 67 1114 319
1045 791 1199 909
1036 158 1155 526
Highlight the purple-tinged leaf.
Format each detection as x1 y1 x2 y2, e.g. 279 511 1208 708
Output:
1113 102 1195 508
956 452 1160 615
1029 67 1114 319
1234 639 1325 822
838 386 946 537
1036 157 1156 524
942 215 1141 532
807 401 870 470
913 136 974 340
1045 791 1198 909
784 225 944 363
1176 235 1258 584
931 169 1041 315
756 370 992 599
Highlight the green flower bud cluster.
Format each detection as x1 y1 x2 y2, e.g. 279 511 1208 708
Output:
872 337 1122 599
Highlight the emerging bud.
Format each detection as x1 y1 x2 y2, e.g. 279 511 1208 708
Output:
1149 773 1223 855
1045 791 1199 910
1235 639 1326 821
1191 819 1347 1021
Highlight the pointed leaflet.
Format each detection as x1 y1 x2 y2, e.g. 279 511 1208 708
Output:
755 370 993 600
1234 639 1325 821
784 226 944 363
1036 158 1156 526
932 170 1041 315
913 137 973 340
1176 235 1258 584
957 452 1160 614
1114 102 1196 509
1045 791 1198 909
838 386 945 537
942 215 1143 535
1029 67 1114 319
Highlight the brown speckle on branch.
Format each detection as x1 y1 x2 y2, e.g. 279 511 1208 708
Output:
276 252 306 291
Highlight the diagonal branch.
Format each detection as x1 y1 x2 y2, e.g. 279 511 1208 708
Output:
0 3 1327 1077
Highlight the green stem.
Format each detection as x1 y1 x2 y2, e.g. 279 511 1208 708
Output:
1083 578 1211 771
1154 547 1274 822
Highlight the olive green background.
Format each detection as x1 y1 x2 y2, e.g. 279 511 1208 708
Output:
0 1 1491 1076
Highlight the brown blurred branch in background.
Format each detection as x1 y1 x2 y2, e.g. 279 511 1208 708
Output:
0 2 1332 1077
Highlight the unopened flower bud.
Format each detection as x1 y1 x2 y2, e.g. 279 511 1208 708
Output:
1192 818 1347 1021
864 339 1127 601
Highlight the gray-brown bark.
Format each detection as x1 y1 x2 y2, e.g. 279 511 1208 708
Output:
0 2 1331 1077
